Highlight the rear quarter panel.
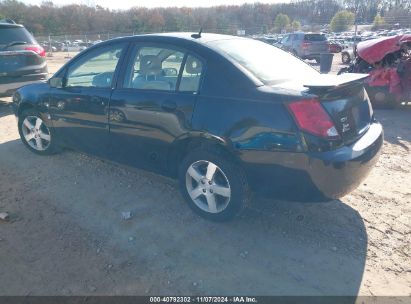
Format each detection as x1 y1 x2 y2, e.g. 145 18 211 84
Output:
188 46 305 160
190 92 311 198
191 94 303 155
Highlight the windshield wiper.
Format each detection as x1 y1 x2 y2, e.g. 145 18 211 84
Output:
2 41 28 50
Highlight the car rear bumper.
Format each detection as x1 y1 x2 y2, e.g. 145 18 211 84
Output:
301 50 330 58
0 73 48 97
239 122 383 201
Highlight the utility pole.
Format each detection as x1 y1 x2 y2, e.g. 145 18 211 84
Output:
48 34 53 57
353 0 361 55
64 34 70 59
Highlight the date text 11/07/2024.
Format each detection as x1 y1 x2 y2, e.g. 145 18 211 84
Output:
149 297 258 303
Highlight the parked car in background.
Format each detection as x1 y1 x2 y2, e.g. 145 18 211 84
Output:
43 41 65 52
345 36 362 48
0 19 48 97
78 42 93 48
339 35 411 108
62 43 87 52
255 37 279 45
341 48 355 64
40 42 57 53
328 40 344 53
280 32 329 62
12 33 382 221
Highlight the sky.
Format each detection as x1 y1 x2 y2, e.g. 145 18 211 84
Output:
21 0 290 10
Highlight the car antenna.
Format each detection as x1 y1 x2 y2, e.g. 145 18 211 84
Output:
191 28 203 39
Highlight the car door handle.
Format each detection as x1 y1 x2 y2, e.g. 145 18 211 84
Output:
161 100 177 112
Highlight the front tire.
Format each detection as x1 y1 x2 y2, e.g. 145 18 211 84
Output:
178 146 250 221
18 109 59 155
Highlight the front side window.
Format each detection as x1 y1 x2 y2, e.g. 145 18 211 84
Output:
123 46 185 91
66 43 125 88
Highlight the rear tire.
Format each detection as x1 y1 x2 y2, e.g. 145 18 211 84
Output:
18 109 59 155
178 146 250 222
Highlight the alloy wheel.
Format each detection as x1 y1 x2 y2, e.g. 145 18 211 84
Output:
21 116 51 151
185 160 231 214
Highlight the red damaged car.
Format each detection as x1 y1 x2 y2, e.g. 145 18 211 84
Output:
339 35 411 108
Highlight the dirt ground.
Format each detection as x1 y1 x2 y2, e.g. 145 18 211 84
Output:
0 51 410 298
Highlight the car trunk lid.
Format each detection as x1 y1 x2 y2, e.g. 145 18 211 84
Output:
273 73 372 144
0 24 45 78
303 73 372 143
0 46 45 78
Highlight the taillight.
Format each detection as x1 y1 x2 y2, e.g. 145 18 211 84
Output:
25 46 46 57
302 41 311 49
288 99 340 139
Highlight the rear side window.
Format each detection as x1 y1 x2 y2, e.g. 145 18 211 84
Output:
0 26 36 46
123 46 185 91
304 34 327 42
179 55 203 93
209 38 318 85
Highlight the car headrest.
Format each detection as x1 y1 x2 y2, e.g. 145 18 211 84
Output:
140 55 162 76
185 56 202 74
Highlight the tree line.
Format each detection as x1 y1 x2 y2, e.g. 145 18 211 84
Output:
0 0 410 36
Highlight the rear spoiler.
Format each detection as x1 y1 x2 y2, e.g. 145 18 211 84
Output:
303 73 368 90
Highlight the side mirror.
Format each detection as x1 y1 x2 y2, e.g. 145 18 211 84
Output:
49 77 64 88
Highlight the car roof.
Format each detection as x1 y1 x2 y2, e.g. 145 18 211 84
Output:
100 32 246 48
140 32 242 43
53 32 265 88
0 22 23 29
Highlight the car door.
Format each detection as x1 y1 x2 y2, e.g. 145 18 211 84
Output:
109 44 204 173
48 42 127 156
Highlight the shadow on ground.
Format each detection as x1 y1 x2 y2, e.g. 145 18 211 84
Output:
0 137 367 297
0 99 12 118
376 104 411 151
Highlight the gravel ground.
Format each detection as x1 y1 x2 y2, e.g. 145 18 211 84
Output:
0 52 410 297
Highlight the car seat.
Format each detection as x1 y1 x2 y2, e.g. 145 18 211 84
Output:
133 55 171 91
179 56 202 92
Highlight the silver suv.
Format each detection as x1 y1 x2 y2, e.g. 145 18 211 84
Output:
281 32 329 63
0 19 48 97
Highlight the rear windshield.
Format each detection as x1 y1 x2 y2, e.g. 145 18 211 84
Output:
208 38 318 85
304 34 327 42
0 26 36 46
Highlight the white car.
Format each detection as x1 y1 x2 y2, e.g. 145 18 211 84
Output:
62 43 86 52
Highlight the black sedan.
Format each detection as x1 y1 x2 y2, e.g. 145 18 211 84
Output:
12 33 383 221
